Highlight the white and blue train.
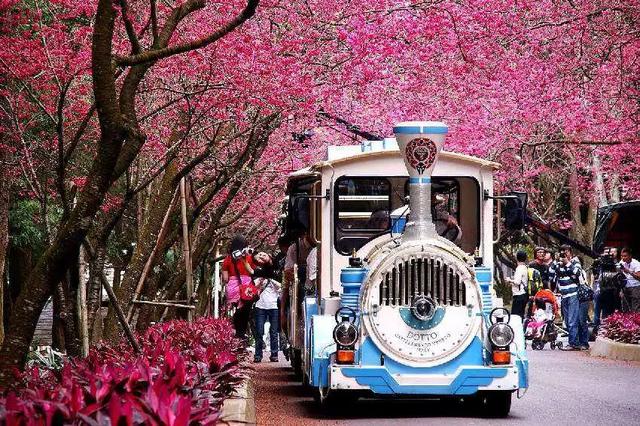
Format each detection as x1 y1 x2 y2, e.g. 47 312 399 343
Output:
281 121 528 417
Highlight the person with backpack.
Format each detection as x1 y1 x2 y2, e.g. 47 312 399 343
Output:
525 260 544 317
221 235 257 340
507 250 529 319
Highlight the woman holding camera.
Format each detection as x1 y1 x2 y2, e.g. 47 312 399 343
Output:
222 235 256 340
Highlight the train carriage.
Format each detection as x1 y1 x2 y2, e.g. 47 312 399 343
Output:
281 121 528 417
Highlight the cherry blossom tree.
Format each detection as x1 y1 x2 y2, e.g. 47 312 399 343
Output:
0 0 638 385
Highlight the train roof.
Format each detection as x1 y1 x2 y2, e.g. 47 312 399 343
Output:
289 139 500 178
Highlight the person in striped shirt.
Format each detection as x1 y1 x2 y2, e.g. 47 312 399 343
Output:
549 245 588 350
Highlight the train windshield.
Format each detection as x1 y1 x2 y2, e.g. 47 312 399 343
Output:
335 176 480 255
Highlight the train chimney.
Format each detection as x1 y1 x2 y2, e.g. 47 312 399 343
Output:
393 121 448 241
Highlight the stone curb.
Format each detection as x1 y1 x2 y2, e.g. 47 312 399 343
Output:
590 337 640 362
219 376 256 425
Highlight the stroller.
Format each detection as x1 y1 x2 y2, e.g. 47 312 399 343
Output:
523 289 566 350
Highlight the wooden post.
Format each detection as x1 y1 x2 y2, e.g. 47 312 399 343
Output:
77 246 89 356
213 246 220 319
126 187 179 322
180 177 194 322
132 300 196 309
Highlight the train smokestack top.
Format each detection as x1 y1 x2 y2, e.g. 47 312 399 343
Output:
393 121 448 241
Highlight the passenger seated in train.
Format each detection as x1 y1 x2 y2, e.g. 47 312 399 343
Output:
434 194 462 242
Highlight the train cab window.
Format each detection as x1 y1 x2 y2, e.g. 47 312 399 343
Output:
335 176 480 255
335 177 391 254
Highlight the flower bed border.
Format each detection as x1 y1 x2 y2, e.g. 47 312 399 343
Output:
220 378 256 425
590 337 640 362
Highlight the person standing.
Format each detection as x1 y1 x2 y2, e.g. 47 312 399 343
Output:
529 247 551 290
619 247 640 312
221 235 256 340
593 247 621 328
252 255 281 363
550 245 587 350
281 231 314 337
507 250 529 319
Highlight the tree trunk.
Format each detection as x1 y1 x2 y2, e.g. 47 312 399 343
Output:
567 152 597 269
0 149 9 345
196 261 212 317
103 163 179 341
87 245 105 343
52 292 65 351
134 273 161 332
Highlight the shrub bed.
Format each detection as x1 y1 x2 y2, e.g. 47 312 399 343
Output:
0 318 246 425
599 312 640 344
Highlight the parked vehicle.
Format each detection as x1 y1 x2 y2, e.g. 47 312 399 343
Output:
280 121 529 417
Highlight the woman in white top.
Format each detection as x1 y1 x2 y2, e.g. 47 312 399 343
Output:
252 252 282 363
507 250 529 319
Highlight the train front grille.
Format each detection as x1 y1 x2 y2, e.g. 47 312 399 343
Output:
379 258 466 307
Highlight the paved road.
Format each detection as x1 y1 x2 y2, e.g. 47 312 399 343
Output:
253 348 640 425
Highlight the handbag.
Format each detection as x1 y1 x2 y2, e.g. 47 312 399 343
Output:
577 283 594 302
234 260 259 302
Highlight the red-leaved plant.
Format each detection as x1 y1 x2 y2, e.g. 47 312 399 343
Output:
599 312 640 345
0 318 246 425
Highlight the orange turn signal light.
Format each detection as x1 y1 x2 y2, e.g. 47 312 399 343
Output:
336 349 355 364
492 350 511 365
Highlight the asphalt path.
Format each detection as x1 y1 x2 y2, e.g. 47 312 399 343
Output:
253 348 640 425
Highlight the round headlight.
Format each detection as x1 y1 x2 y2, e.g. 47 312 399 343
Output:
489 323 514 347
411 295 436 321
333 322 358 347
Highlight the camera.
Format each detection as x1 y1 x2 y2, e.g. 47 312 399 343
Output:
598 254 617 273
231 247 254 261
231 250 243 261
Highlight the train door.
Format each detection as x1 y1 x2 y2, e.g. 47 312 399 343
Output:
281 175 322 376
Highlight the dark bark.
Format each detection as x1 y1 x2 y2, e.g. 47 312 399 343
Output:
0 0 263 385
86 246 105 342
195 261 211 317
0 149 8 345
134 273 161 332
116 0 259 66
51 293 65 351
7 246 32 306
103 162 179 341
0 0 125 384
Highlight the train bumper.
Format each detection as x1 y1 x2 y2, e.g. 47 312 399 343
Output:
330 362 525 395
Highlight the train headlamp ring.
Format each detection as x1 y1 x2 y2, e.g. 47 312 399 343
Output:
411 295 437 322
488 323 515 348
489 307 511 325
334 306 357 324
333 321 358 347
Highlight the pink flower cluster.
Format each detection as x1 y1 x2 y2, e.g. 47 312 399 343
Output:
0 318 245 425
600 312 640 345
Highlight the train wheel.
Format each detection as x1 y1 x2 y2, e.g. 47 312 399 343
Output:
550 341 557 350
477 391 512 418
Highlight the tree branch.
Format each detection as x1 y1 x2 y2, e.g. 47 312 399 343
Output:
119 0 142 54
116 0 259 66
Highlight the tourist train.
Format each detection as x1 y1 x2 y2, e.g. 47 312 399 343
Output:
280 121 529 417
